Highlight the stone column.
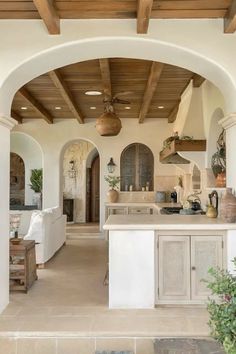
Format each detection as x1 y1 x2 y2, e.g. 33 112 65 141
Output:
0 116 16 313
219 113 236 189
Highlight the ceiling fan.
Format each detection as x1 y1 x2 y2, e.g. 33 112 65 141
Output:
96 91 132 137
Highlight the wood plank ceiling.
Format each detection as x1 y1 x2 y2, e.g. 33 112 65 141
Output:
11 58 204 125
0 0 235 34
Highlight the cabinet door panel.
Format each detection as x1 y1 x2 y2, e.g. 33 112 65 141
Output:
191 236 223 300
158 236 190 301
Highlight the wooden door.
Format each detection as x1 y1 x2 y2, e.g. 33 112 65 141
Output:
91 155 100 222
158 236 190 301
191 236 223 301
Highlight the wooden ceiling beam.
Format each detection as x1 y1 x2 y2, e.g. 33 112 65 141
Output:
138 62 164 123
192 74 206 87
224 0 236 33
99 59 112 98
11 110 22 124
137 0 154 34
19 88 53 124
168 100 181 123
32 0 60 34
48 70 84 124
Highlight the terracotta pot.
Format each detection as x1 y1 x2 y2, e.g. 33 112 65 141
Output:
220 188 236 222
215 171 226 187
96 112 122 136
107 189 119 203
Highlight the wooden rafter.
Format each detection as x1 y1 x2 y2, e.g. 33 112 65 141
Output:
224 0 236 33
19 88 53 124
99 59 112 98
168 101 181 123
33 0 60 34
11 110 22 124
138 62 164 123
137 0 153 34
192 74 205 87
48 70 84 124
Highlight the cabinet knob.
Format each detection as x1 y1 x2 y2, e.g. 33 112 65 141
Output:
192 266 196 271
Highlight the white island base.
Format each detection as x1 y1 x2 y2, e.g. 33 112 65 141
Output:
104 214 236 309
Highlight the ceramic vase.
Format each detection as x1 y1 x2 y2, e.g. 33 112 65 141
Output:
107 189 118 203
220 188 236 222
215 171 226 187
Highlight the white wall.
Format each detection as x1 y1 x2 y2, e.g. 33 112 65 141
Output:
10 132 43 205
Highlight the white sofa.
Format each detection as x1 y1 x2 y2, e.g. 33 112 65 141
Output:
24 207 66 265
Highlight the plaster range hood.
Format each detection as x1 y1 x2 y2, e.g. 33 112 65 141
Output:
159 139 206 164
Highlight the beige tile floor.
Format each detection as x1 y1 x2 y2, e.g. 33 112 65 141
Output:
1 237 210 339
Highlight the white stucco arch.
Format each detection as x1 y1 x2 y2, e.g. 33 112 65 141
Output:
0 34 236 118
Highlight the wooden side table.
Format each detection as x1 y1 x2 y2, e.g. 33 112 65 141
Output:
10 240 37 293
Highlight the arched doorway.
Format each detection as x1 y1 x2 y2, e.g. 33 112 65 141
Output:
10 152 25 207
86 154 100 222
62 140 100 224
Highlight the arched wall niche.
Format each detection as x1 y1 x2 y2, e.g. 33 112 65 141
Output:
10 132 43 206
207 108 225 169
1 36 236 118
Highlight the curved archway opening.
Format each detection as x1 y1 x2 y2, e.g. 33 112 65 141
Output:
1 36 236 117
61 139 100 224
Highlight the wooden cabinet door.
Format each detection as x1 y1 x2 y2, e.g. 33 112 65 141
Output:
158 236 190 301
191 236 223 301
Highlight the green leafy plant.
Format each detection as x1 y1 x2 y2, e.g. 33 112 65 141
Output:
204 258 236 354
29 169 43 193
104 175 120 189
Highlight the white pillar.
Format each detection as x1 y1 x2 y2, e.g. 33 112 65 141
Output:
219 113 236 190
0 116 16 313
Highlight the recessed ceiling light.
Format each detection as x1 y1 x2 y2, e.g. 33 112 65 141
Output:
55 106 62 110
158 105 164 109
85 90 102 96
90 106 97 110
125 106 131 110
21 106 27 110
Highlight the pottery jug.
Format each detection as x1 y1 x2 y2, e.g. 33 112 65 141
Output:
220 188 236 222
107 189 118 203
206 205 218 218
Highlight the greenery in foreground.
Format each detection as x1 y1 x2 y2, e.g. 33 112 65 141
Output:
205 258 236 354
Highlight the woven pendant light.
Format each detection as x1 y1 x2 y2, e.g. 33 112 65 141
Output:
95 105 122 137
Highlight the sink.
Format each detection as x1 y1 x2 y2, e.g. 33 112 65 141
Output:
160 206 183 214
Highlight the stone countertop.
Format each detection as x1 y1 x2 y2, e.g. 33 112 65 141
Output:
103 214 236 230
105 202 181 208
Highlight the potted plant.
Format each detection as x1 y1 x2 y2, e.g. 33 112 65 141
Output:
204 258 236 354
104 175 120 203
29 168 43 209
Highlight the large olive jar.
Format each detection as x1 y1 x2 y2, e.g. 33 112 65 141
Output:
220 188 236 222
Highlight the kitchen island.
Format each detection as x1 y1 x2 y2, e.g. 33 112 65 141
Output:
104 214 236 309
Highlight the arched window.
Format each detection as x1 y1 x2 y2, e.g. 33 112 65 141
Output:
120 143 154 191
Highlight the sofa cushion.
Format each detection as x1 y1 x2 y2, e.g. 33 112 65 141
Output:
24 211 44 243
42 206 61 222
